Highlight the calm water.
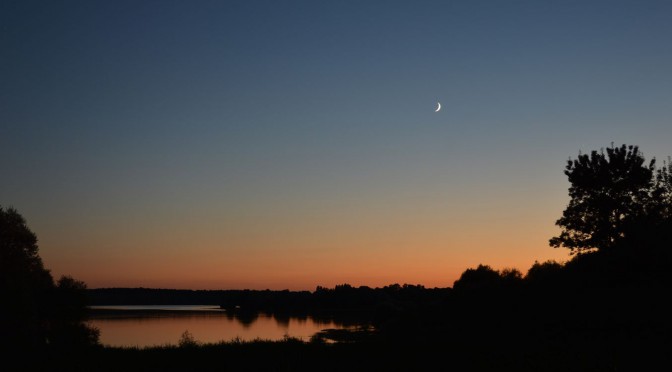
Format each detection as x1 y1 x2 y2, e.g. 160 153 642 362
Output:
87 305 357 347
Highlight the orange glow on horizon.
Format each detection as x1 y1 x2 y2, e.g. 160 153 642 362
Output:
37 178 571 291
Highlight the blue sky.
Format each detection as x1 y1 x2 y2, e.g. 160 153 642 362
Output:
2 0 671 289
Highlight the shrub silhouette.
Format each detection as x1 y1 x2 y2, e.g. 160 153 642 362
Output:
178 330 198 348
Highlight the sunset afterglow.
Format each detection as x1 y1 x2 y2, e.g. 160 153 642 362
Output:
3 1 671 291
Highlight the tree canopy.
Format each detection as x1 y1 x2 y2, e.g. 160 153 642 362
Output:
0 206 99 356
549 144 660 254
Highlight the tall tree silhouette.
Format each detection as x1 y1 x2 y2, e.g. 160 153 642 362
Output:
550 144 655 254
0 206 52 351
0 206 98 357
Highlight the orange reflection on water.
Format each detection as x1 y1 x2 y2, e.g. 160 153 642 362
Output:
88 310 343 347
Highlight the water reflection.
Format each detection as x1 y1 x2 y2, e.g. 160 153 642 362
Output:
87 305 358 347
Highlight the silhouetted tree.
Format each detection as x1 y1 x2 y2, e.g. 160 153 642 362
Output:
648 158 672 252
525 260 564 287
653 158 672 209
0 206 99 357
550 144 655 254
48 276 100 350
499 268 523 284
1 206 53 352
452 264 502 292
452 265 524 301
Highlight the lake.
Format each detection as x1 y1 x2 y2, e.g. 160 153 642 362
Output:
87 305 363 347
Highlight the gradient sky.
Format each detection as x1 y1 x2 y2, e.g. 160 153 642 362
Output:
2 0 671 290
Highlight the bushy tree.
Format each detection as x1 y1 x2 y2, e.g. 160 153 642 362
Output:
651 158 672 226
525 260 563 285
0 206 99 354
1 206 52 350
452 264 504 291
549 144 655 254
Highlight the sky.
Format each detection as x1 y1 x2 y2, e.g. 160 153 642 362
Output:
2 0 671 291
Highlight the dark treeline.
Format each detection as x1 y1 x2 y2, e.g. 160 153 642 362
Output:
88 284 451 320
373 144 672 369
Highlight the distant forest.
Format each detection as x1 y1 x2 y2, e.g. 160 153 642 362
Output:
88 284 450 317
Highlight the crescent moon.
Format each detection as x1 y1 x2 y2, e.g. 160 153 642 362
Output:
435 102 441 112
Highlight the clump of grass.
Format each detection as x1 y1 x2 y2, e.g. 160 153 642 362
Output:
178 330 198 348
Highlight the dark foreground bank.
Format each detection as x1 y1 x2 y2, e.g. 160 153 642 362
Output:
23 329 671 372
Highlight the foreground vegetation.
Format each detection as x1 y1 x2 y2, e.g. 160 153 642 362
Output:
4 144 672 371
32 318 672 372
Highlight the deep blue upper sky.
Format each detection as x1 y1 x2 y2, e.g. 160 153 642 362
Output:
2 0 671 289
